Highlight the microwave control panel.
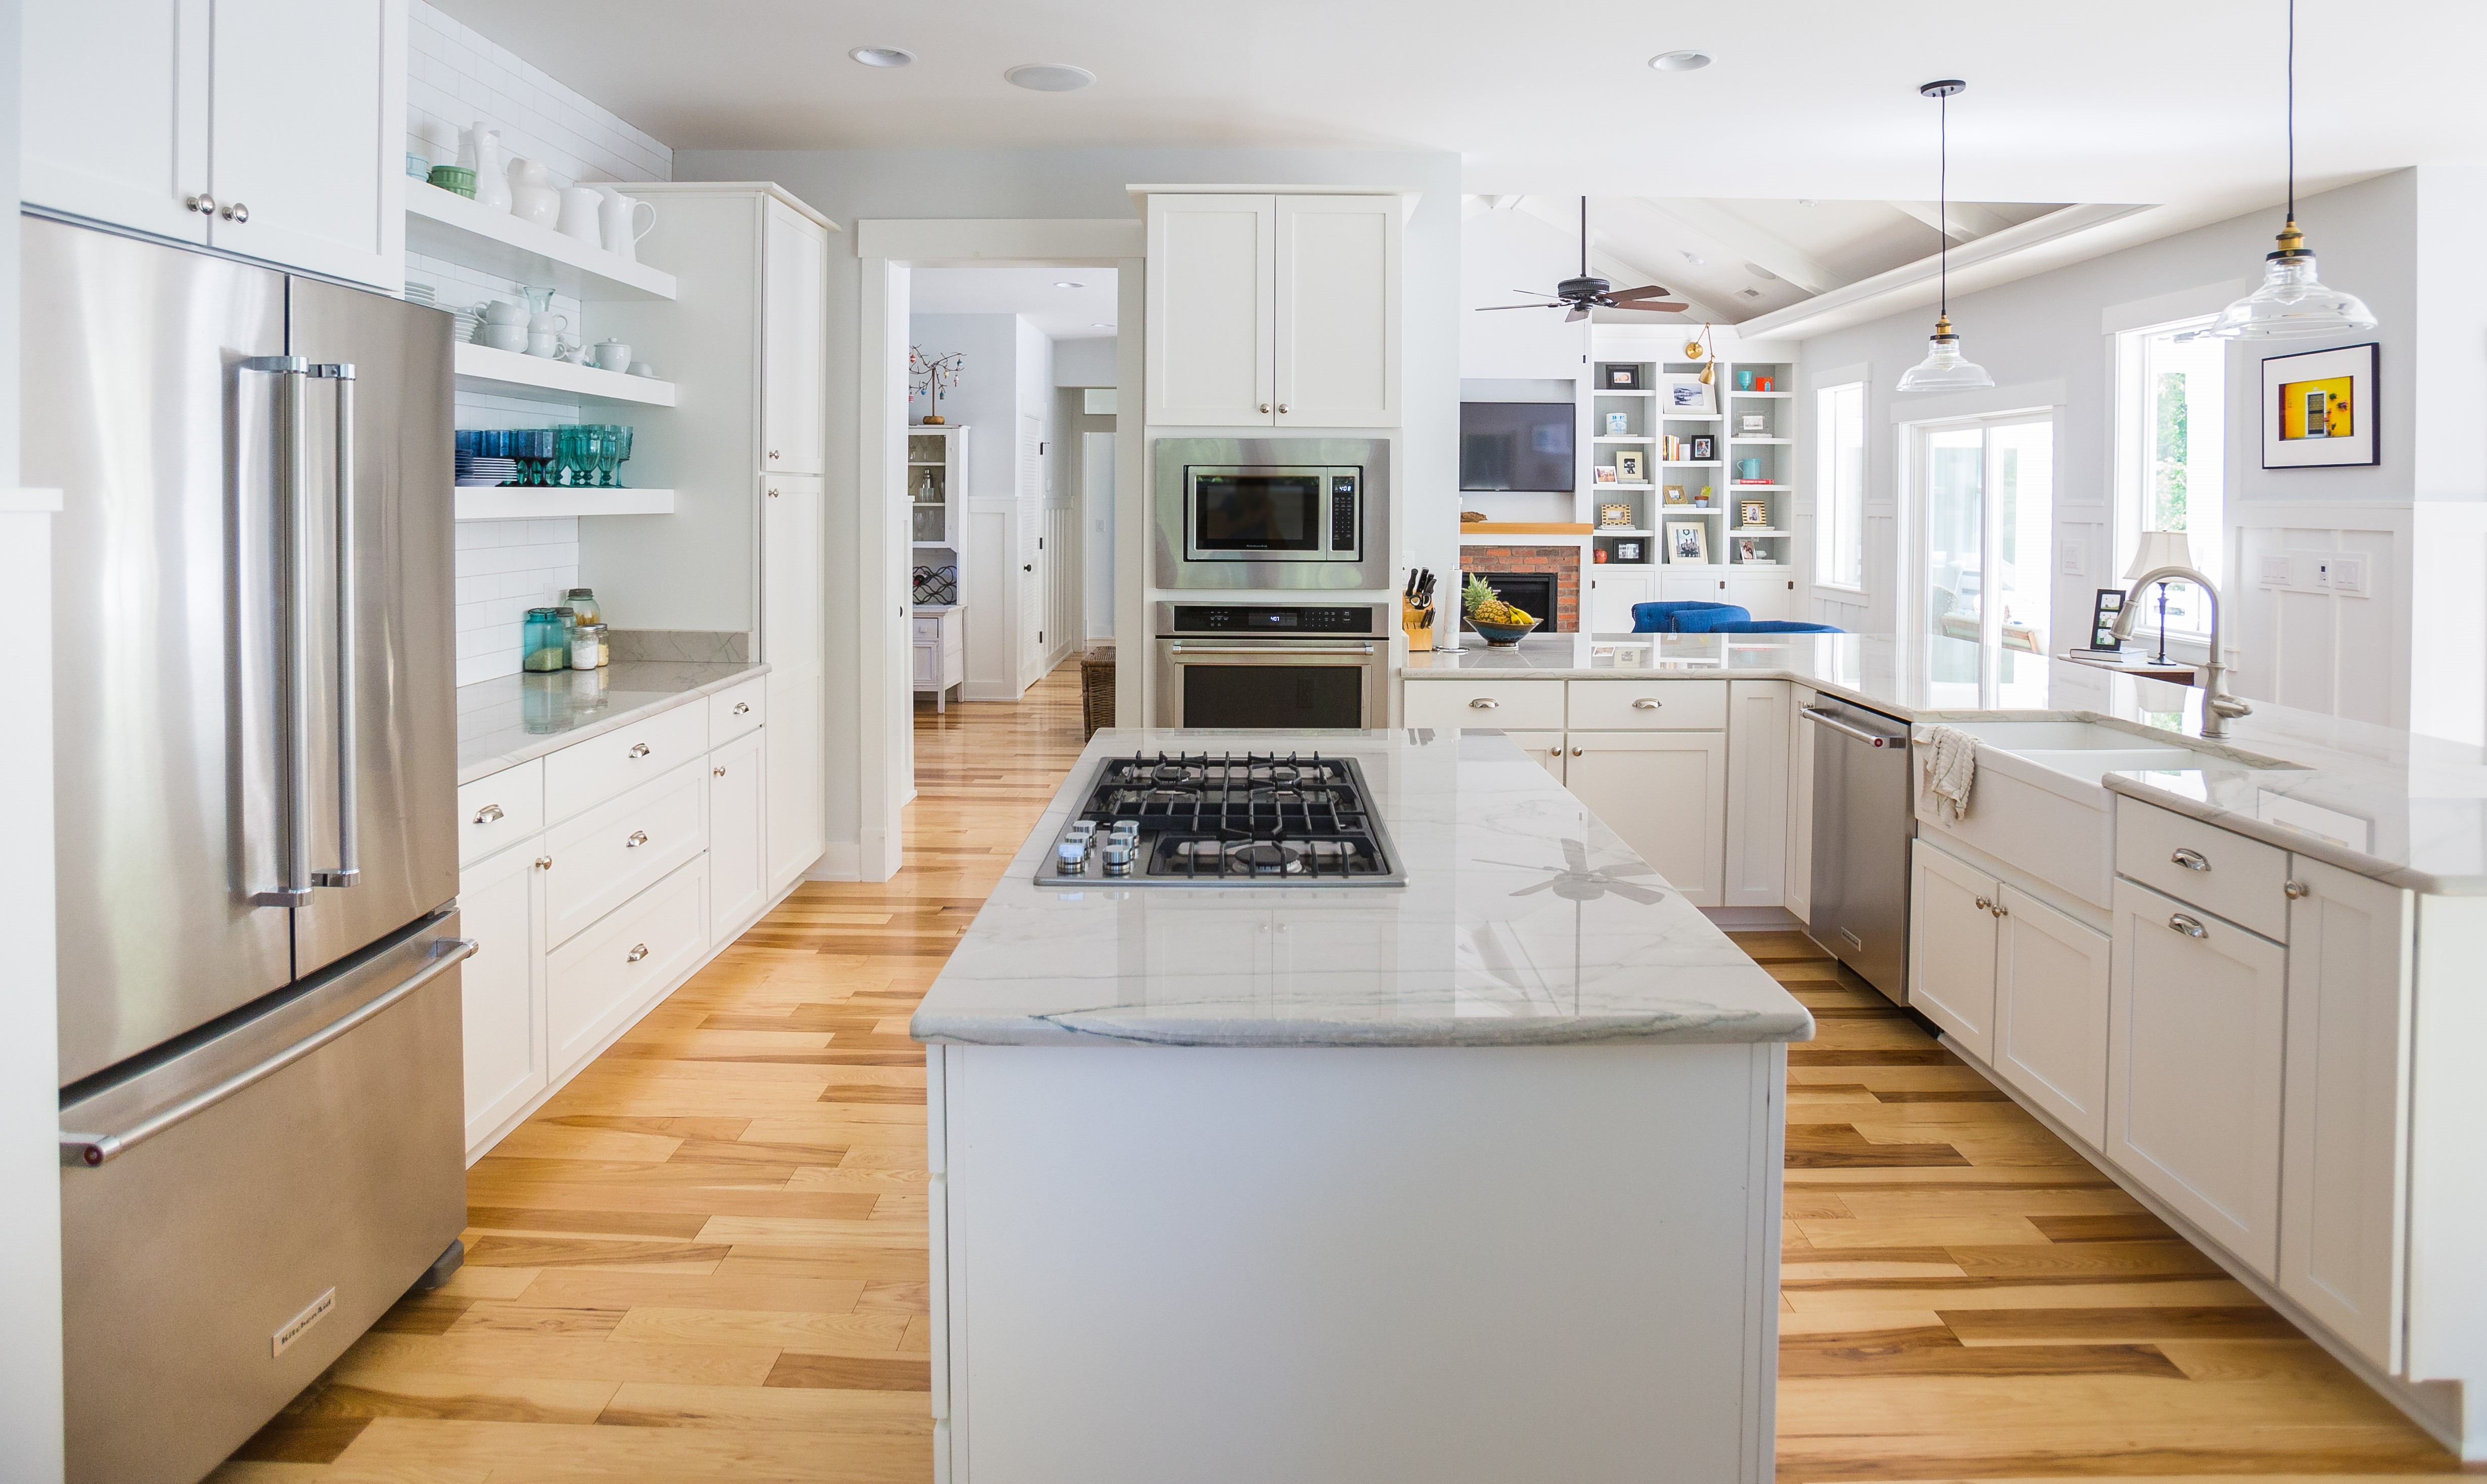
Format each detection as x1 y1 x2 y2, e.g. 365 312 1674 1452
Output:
1329 476 1360 552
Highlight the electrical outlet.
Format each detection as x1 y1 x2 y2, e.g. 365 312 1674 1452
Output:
2059 537 2084 577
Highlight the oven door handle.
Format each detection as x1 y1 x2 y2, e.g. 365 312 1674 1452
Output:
1168 644 1378 657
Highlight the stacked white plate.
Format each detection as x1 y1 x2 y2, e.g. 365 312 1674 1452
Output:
454 456 516 487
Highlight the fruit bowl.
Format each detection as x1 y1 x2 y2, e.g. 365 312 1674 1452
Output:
1470 617 1540 647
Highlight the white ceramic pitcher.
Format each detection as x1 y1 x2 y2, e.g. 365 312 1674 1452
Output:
592 186 657 261
466 123 511 213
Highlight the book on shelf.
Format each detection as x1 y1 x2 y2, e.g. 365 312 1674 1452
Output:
1733 478 1774 485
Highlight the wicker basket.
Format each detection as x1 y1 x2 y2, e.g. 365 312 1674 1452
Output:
1079 644 1117 738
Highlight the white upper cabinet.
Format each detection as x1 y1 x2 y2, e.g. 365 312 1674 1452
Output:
1146 192 1401 429
27 0 404 289
1272 195 1400 428
761 199 827 474
1147 194 1275 426
24 0 211 245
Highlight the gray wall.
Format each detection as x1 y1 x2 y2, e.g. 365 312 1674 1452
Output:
673 146 1461 858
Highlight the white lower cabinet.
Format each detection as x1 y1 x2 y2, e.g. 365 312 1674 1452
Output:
1500 730 1567 781
458 837 547 1149
543 759 707 947
2109 877 2287 1278
1721 570 1795 623
1993 883 2111 1147
708 727 770 935
2279 857 2412 1371
1784 686 1816 919
1909 840 2000 1061
1723 681 1789 907
768 670 825 893
547 857 709 1074
1584 569 1655 633
1565 731 1727 906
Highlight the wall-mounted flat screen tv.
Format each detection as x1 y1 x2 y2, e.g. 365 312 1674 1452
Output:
1460 402 1575 492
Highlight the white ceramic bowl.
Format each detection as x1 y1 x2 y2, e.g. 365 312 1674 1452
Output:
510 185 560 229
478 323 528 353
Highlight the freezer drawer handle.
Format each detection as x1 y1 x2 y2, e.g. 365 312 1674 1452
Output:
472 803 504 825
1799 705 1899 748
2168 913 2208 939
2170 847 2210 872
1632 698 1663 710
58 937 478 1168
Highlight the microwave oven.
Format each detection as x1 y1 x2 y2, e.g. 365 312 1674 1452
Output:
1152 437 1390 591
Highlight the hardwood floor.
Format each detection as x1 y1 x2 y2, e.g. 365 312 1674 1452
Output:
211 667 2467 1480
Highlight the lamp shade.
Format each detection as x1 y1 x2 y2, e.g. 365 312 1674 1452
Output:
2190 236 2377 342
1894 317 1995 393
2124 529 2195 581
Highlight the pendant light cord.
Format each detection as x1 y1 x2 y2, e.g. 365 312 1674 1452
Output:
2286 0 2296 222
1939 89 1949 318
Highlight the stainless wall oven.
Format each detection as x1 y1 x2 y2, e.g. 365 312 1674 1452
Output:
1152 603 1388 729
1154 437 1389 590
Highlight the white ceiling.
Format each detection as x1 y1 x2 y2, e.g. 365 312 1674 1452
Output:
910 265 1120 340
440 0 2485 234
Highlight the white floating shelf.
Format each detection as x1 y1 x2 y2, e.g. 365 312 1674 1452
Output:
1660 412 1723 421
1592 527 1654 536
454 487 676 520
1730 390 1794 399
1728 528 1791 536
1593 388 1656 397
1728 436 1790 444
1592 482 1656 491
912 539 959 549
1592 435 1656 443
1662 461 1723 468
1728 483 1792 491
453 343 678 407
1658 506 1728 516
407 181 677 302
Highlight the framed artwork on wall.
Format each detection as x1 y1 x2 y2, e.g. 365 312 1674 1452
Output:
2261 341 2378 469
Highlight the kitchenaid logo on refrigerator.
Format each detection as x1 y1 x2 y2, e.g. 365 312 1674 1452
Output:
273 1286 337 1359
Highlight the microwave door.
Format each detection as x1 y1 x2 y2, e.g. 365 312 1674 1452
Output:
1192 472 1324 554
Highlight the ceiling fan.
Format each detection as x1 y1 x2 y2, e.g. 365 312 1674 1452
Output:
1478 197 1689 322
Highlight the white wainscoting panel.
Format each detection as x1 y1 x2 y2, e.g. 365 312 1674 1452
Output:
2228 503 2410 733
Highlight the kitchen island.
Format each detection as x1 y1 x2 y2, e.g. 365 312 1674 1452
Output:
912 727 1812 1483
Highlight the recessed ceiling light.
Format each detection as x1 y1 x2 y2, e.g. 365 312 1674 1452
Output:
1648 50 1712 72
849 46 914 67
1739 287 1763 298
1797 198 1819 207
1005 63 1095 92
1679 250 1706 265
1745 262 1778 280
1091 322 1115 329
1054 281 1084 289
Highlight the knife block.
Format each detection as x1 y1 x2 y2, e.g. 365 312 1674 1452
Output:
1401 600 1435 653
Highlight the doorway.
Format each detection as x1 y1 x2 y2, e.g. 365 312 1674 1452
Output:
1912 412 2055 659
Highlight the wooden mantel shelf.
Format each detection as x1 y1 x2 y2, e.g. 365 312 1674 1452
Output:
1458 522 1593 536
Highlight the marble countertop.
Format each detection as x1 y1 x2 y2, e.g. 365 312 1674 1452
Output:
1409 633 2487 894
909 728 1816 1049
457 660 769 785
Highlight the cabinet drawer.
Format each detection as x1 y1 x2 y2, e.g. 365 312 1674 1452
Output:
709 677 767 745
544 700 709 822
458 758 545 867
544 760 707 948
1402 680 1564 731
2115 796 2289 941
1567 679 1727 731
546 857 708 1078
912 615 944 644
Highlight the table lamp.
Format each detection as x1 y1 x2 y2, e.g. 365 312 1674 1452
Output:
2123 529 2195 665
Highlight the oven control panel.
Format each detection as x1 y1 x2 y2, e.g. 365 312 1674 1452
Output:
1167 605 1379 636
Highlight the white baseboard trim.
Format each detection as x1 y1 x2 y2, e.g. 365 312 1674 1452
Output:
1938 1034 2467 1458
1704 905 1805 931
809 840 862 881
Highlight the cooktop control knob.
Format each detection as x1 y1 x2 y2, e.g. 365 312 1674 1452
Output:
1100 840 1135 876
1056 838 1089 871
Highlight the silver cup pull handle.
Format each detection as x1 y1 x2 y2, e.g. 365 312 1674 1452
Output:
2171 847 2210 872
1467 697 1499 710
626 942 650 963
2168 913 2208 939
472 803 504 825
625 830 649 848
629 742 652 759
1632 697 1663 710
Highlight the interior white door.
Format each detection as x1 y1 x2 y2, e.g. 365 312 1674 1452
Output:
1908 840 2000 1061
766 671 824 892
457 837 546 1151
1563 732 1727 907
1082 430 1117 639
1019 416 1044 682
2109 878 2287 1277
1722 681 1789 908
1146 194 1275 426
708 728 769 936
761 475 822 677
207 0 403 289
1272 194 1400 427
23 0 211 244
1586 570 1656 633
1500 730 1567 782
1785 686 1816 919
2279 858 2412 1372
762 199 827 474
1993 883 2111 1147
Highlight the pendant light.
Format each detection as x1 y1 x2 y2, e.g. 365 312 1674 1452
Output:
2192 0 2375 340
1895 79 1995 392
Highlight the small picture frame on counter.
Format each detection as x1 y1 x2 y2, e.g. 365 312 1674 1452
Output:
2087 588 2126 651
1735 536 1765 563
1602 364 1639 389
1594 464 1619 484
1615 539 1644 561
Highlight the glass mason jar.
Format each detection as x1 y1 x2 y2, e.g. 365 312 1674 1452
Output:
562 587 601 628
521 606 569 671
571 621 605 670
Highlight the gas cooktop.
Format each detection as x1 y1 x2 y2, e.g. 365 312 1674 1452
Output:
1034 751 1405 887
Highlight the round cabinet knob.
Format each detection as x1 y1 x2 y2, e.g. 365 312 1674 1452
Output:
2284 879 2312 900
1974 896 1992 912
185 193 215 214
1259 403 1272 414
625 829 649 848
1278 403 1290 414
629 742 652 759
713 765 728 778
471 802 504 825
1632 698 1662 710
766 487 780 498
534 855 553 871
219 201 249 223
768 449 781 460
626 942 650 963
1571 746 1584 756
1549 746 1563 756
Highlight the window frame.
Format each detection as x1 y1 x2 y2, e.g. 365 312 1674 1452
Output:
1902 407 2058 656
1813 380 1868 595
2111 313 2226 642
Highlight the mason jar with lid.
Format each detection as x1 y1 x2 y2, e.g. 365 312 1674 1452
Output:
562 586 601 628
571 621 605 670
521 606 568 671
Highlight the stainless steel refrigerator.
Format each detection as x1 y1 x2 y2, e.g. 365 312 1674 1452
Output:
26 215 467 1484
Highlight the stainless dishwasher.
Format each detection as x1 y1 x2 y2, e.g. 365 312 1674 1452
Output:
1803 698 1914 1004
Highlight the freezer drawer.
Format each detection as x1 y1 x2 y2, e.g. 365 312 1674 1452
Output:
60 912 470 1484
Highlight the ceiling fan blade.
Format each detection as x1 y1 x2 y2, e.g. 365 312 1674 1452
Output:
1606 285 1676 302
1608 300 1691 314
1565 304 1589 322
1475 303 1556 311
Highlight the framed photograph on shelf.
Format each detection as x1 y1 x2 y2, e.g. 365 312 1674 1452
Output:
1735 537 1764 563
2087 588 2126 651
1739 413 1769 434
1665 520 1709 565
1689 434 1716 461
1616 449 1646 480
1593 465 1618 484
1602 364 1639 389
1662 483 1689 506
1615 540 1644 561
1661 373 1716 415
1738 499 1769 528
2262 341 2378 469
1604 411 1630 434
1598 502 1634 528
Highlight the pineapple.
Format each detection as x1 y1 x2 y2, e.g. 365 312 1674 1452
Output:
1461 574 1534 628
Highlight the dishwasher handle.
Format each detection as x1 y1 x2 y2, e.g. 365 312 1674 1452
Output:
1801 705 1906 749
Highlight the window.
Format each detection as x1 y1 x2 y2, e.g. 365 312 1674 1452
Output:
1814 382 1866 590
2114 318 2225 637
1914 413 2054 658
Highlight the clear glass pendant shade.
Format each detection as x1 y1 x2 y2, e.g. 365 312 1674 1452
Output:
2190 226 2376 341
1895 317 1995 391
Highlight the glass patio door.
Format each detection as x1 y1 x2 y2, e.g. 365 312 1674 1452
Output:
1918 414 2053 657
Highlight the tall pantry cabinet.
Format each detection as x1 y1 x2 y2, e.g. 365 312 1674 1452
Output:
587 184 835 893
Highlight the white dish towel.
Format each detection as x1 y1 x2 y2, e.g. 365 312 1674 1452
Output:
1921 725 1978 822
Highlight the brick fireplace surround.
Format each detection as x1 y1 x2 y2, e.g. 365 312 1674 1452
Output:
1462 545 1581 632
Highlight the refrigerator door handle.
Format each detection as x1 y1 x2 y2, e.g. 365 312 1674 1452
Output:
242 355 313 907
59 937 477 1168
309 362 359 888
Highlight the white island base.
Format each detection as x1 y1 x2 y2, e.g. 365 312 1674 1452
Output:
928 1039 1786 1483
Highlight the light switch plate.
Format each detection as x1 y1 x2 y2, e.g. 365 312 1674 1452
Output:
2259 553 2297 588
2324 554 2370 597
